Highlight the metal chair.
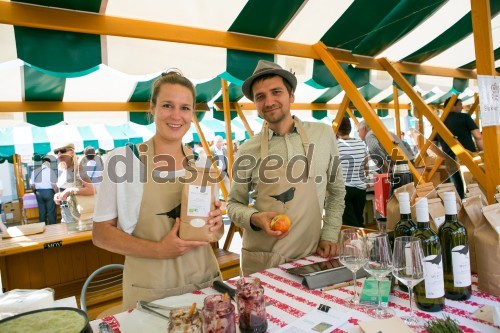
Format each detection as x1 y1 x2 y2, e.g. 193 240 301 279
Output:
80 264 124 313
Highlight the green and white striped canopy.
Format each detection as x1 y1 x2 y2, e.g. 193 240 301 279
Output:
0 0 499 147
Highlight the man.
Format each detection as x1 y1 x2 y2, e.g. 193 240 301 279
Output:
30 157 58 225
81 146 103 193
227 60 346 275
436 97 483 198
358 120 414 174
210 136 230 192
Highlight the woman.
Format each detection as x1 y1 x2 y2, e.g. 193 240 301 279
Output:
92 70 224 309
53 143 95 225
337 116 368 227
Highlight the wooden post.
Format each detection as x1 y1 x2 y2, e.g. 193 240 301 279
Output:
332 95 349 134
13 154 25 200
393 86 401 139
234 103 254 137
346 107 359 126
221 79 234 180
470 0 499 203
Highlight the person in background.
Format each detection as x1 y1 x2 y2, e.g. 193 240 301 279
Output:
358 120 414 173
92 70 224 309
81 146 104 193
210 135 231 192
337 116 368 228
436 97 483 199
53 143 95 223
227 60 346 275
30 157 58 225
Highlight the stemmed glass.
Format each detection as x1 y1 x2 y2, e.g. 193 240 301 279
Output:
392 236 426 326
338 228 368 307
363 232 395 318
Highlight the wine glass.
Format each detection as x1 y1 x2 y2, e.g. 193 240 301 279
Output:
364 232 395 318
338 228 368 307
392 236 426 326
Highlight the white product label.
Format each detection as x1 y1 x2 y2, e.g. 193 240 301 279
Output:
405 244 413 275
424 254 445 298
433 216 445 229
452 245 472 287
187 185 211 217
5 213 13 219
190 218 206 228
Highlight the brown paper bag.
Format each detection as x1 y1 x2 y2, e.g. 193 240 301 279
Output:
458 195 484 273
494 193 500 204
436 184 461 210
386 183 416 230
427 197 445 232
415 182 437 199
466 183 488 206
179 166 224 242
476 203 500 296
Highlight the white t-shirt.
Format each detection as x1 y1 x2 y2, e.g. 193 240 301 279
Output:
93 146 185 235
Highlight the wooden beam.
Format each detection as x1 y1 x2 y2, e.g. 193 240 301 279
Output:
234 103 254 137
217 102 412 111
0 1 477 80
346 107 359 126
332 95 349 134
221 79 234 181
414 95 457 165
0 101 209 112
192 114 228 200
393 86 401 139
471 0 499 203
378 57 487 189
313 42 421 181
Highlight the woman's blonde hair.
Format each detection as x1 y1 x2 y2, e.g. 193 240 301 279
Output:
150 69 196 108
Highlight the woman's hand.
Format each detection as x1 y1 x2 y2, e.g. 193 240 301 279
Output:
157 218 209 259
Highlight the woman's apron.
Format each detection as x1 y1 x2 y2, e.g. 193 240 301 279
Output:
122 138 221 309
241 119 322 276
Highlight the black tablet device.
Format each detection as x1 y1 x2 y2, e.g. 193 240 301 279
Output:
286 258 344 277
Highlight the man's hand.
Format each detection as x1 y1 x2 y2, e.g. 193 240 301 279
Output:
157 218 209 259
316 240 340 257
250 211 288 239
207 201 223 233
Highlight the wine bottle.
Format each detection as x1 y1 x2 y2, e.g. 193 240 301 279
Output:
438 192 472 301
412 198 445 312
394 192 417 292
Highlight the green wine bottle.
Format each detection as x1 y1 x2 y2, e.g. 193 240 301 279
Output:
438 192 472 301
412 198 445 312
394 192 417 293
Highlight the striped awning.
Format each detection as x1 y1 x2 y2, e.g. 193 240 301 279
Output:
0 1 498 125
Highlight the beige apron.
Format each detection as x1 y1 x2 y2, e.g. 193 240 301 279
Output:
241 119 322 275
122 138 221 309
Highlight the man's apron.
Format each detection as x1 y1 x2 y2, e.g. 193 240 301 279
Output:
122 138 221 309
241 119 322 276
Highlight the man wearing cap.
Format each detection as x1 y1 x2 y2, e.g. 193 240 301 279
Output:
82 146 104 192
227 60 346 275
52 143 95 223
30 157 58 225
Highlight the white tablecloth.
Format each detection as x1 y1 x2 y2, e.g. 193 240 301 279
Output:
91 256 500 333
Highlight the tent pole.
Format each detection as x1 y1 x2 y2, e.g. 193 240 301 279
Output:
234 103 254 137
221 79 234 181
393 86 401 139
332 95 349 134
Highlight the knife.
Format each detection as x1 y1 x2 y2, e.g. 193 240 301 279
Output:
213 280 236 300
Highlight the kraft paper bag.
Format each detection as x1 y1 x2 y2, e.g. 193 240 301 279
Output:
415 182 437 199
459 195 484 273
476 203 500 296
436 184 462 210
495 193 500 204
427 197 445 232
466 183 488 206
179 166 224 242
386 183 416 231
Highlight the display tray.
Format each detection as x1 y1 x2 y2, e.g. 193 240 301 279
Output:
0 222 46 238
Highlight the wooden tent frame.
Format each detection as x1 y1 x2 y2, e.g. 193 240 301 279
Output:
2 1 498 220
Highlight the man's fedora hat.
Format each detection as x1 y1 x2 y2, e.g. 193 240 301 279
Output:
242 60 297 100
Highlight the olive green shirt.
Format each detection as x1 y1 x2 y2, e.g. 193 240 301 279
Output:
227 118 346 243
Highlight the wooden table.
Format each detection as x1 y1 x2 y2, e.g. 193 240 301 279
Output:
0 223 124 299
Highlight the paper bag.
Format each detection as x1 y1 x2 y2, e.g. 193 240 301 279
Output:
459 195 484 273
386 183 416 231
436 184 461 210
427 198 445 232
476 203 500 296
495 193 500 204
415 182 437 199
179 166 224 242
466 183 488 206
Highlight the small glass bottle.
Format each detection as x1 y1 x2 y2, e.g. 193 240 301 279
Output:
168 306 202 333
202 294 236 333
236 277 267 333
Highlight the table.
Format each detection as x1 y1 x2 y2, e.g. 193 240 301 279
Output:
91 256 500 333
0 223 124 298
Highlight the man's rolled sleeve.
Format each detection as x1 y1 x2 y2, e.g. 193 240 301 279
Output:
227 181 259 230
